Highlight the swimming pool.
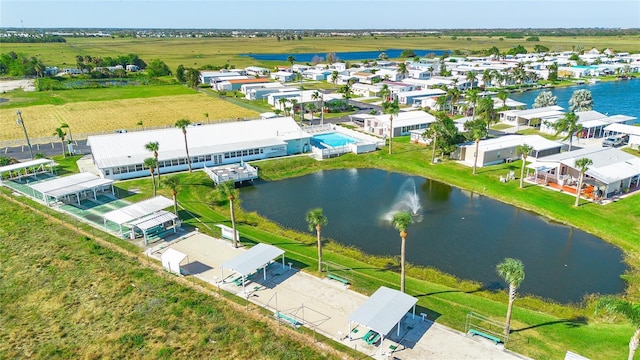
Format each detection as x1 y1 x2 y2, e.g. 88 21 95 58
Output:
311 132 358 149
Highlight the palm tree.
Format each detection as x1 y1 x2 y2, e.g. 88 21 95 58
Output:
382 99 400 155
435 95 448 112
379 84 391 102
496 258 525 336
464 118 488 175
596 296 640 360
533 91 558 108
330 71 339 88
290 98 300 123
574 157 593 207
496 90 509 110
145 141 161 184
144 157 158 196
482 69 493 88
305 208 328 272
218 181 239 248
278 98 289 115
569 89 594 112
162 175 180 216
174 119 192 172
466 89 479 120
311 91 324 126
53 127 66 158
516 144 533 189
392 211 412 293
466 71 476 90
447 87 460 115
397 62 409 79
552 112 582 152
286 55 296 72
60 122 73 143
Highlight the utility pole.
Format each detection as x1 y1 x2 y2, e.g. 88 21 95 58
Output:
16 110 34 159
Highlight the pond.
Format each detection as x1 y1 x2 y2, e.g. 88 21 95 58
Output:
240 168 627 303
241 48 446 62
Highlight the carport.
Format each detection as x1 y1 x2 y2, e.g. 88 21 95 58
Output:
348 286 417 353
221 243 285 293
30 172 114 206
102 196 174 239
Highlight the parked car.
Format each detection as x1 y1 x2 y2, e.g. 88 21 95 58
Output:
602 135 625 147
114 129 127 134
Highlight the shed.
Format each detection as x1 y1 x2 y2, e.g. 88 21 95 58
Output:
161 248 188 275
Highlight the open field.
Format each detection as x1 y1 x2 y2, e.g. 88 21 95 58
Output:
2 35 640 71
0 197 341 360
0 88 258 140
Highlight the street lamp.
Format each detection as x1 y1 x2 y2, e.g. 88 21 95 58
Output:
16 110 34 159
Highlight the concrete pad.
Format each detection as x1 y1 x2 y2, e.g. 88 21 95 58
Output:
149 231 530 360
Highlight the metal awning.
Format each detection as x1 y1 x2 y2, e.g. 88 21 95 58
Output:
349 286 417 340
221 243 285 293
103 196 173 225
128 210 177 231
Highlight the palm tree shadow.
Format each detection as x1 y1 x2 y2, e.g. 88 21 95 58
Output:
415 282 500 297
510 316 588 333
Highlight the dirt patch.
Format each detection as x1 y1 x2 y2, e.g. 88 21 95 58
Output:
0 79 36 92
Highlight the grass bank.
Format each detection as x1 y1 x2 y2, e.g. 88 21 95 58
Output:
0 192 344 359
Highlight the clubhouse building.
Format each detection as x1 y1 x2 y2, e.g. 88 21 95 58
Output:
87 117 312 180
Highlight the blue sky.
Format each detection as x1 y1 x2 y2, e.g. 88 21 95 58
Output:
1 0 639 29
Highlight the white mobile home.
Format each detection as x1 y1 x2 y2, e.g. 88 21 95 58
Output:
453 135 565 168
363 111 437 138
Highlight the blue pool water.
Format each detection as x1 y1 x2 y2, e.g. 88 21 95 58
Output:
311 132 358 149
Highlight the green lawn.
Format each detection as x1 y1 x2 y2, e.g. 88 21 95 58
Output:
0 84 197 108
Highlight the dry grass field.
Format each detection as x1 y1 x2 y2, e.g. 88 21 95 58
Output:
3 35 639 70
0 93 258 141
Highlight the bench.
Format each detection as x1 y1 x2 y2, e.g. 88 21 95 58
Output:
274 311 300 327
233 272 256 286
469 329 501 345
362 330 380 345
327 273 349 285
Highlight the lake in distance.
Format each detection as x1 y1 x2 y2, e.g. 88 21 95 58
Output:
240 169 627 304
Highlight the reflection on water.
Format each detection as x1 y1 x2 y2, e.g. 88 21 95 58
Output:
240 169 626 303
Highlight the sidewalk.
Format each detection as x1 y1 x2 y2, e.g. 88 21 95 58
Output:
148 232 530 360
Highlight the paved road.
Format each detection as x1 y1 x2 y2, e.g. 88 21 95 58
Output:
2 140 90 161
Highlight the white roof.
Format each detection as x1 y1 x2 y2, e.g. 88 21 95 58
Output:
161 248 187 275
575 110 607 122
580 119 609 128
349 286 417 337
366 110 437 127
87 117 309 169
103 196 173 225
503 105 565 117
0 158 55 174
128 210 177 231
221 243 284 277
45 178 114 199
534 147 640 184
398 89 446 98
30 172 106 194
606 114 637 124
604 123 640 136
463 135 563 152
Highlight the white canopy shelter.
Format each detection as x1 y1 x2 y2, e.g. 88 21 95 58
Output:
128 210 179 244
348 286 417 351
0 158 55 182
30 172 114 206
161 248 188 275
221 243 285 293
103 196 174 237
